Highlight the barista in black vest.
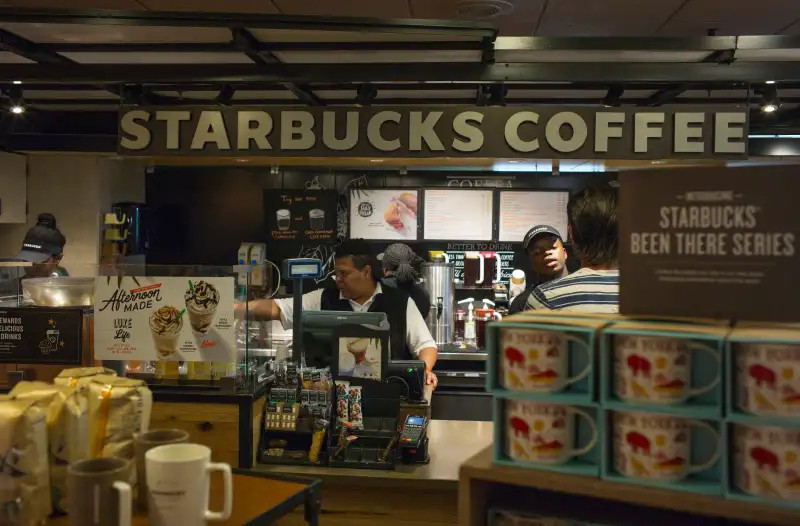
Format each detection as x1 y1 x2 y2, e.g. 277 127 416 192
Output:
508 225 569 314
236 240 439 389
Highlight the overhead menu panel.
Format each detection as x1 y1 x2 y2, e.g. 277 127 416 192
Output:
423 189 494 241
498 191 569 242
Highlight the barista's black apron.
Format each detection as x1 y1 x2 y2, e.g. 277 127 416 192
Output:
319 285 412 360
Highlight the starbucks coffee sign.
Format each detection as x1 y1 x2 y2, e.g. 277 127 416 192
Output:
118 106 748 159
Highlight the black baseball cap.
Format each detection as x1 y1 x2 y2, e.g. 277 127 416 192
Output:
522 225 562 251
15 213 66 264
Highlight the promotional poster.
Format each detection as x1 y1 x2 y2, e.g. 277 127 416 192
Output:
94 276 236 361
349 188 419 241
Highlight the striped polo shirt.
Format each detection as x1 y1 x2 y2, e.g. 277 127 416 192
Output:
525 268 620 313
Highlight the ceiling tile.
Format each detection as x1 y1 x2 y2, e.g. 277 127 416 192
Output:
411 0 545 36
272 0 410 17
62 51 254 64
9 0 144 7
0 51 33 63
0 23 232 43
656 0 800 35
141 0 279 12
537 0 686 36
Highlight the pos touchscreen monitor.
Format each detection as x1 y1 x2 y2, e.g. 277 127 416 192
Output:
300 310 387 370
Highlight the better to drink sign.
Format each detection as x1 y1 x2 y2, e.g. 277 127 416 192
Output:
619 166 800 321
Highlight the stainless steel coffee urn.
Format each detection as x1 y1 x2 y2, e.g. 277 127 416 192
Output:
421 259 455 345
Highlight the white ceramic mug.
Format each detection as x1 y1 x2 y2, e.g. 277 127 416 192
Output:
501 328 592 393
613 335 720 404
505 400 598 465
735 342 800 416
733 423 800 501
146 443 233 526
612 411 720 482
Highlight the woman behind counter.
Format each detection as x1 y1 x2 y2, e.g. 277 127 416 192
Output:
14 213 69 277
378 243 431 319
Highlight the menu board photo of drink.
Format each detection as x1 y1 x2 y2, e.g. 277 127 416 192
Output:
349 189 419 241
264 190 338 243
498 191 569 242
94 277 236 362
424 189 494 241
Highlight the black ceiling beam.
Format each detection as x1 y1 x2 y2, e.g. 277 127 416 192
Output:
42 41 486 53
640 47 737 107
0 8 496 39
492 36 738 52
231 27 323 107
0 61 798 84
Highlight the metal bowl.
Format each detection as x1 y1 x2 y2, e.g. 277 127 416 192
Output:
22 277 95 307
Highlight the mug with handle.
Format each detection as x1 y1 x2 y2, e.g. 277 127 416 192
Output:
507 402 598 466
683 342 722 399
560 334 594 389
67 457 132 526
146 443 233 526
134 428 190 512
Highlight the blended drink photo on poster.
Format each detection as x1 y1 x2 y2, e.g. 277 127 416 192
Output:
94 276 236 363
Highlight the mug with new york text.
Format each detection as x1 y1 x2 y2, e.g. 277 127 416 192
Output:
612 411 720 483
505 400 598 465
500 328 592 393
735 342 800 416
732 423 800 501
614 335 720 405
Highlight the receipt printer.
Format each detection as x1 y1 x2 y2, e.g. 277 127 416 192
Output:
399 414 429 464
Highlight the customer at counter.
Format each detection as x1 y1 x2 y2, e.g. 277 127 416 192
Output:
237 240 439 388
14 213 69 277
525 186 619 313
508 225 568 314
378 243 430 319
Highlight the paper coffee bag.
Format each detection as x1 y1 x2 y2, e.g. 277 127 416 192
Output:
53 367 117 388
87 375 153 460
9 381 89 513
0 396 51 526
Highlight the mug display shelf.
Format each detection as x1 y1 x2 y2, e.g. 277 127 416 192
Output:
459 446 800 526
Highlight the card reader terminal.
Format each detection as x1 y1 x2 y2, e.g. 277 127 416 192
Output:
399 414 429 464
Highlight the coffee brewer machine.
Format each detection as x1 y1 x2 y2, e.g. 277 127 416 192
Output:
421 258 455 345
463 251 502 289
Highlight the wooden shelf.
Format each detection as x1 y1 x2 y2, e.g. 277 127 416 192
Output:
458 446 800 526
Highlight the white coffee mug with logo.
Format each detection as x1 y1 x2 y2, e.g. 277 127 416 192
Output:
732 423 800 501
612 411 720 483
146 443 233 526
735 343 800 416
614 335 720 404
501 329 593 393
506 400 598 465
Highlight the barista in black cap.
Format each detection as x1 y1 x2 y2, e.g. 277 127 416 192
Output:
508 225 567 314
14 213 68 277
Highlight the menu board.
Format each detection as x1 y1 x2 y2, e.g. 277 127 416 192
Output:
264 190 338 243
0 307 83 365
424 189 494 241
94 276 236 362
498 191 569 242
349 189 419 241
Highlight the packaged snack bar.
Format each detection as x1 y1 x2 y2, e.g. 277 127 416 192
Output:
0 395 51 525
311 370 322 390
53 367 117 388
308 418 328 463
87 375 153 460
335 381 350 425
301 369 313 389
10 382 89 513
348 386 363 430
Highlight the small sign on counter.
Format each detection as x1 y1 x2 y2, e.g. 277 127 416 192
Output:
619 165 800 321
264 190 337 243
0 307 83 365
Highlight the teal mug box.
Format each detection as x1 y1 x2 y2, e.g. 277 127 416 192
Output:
487 318 609 405
600 407 725 496
599 322 727 419
493 394 602 477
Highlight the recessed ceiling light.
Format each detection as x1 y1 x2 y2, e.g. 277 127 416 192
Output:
12 80 21 85
10 106 24 114
766 80 776 84
370 159 384 163
651 160 666 165
235 158 249 163
761 103 778 113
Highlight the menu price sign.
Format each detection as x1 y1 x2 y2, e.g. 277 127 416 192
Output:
0 307 83 364
265 190 337 243
619 166 800 321
424 189 494 241
349 189 419 241
94 276 236 361
498 191 569 242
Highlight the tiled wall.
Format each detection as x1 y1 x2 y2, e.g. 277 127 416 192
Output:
0 154 146 275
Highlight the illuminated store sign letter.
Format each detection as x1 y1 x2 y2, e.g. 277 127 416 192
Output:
674 112 705 153
322 111 358 151
156 111 191 150
409 111 445 151
238 111 273 150
546 111 587 153
714 112 747 154
634 112 665 153
452 111 484 152
191 111 231 150
505 111 539 153
367 111 401 152
119 110 152 150
595 113 625 152
281 111 315 150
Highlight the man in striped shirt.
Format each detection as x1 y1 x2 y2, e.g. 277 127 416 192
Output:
525 186 619 313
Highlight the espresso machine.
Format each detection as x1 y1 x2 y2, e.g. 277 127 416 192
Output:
421 258 455 345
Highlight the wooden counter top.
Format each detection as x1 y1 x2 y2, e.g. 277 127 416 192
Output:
255 419 493 490
459 446 800 526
